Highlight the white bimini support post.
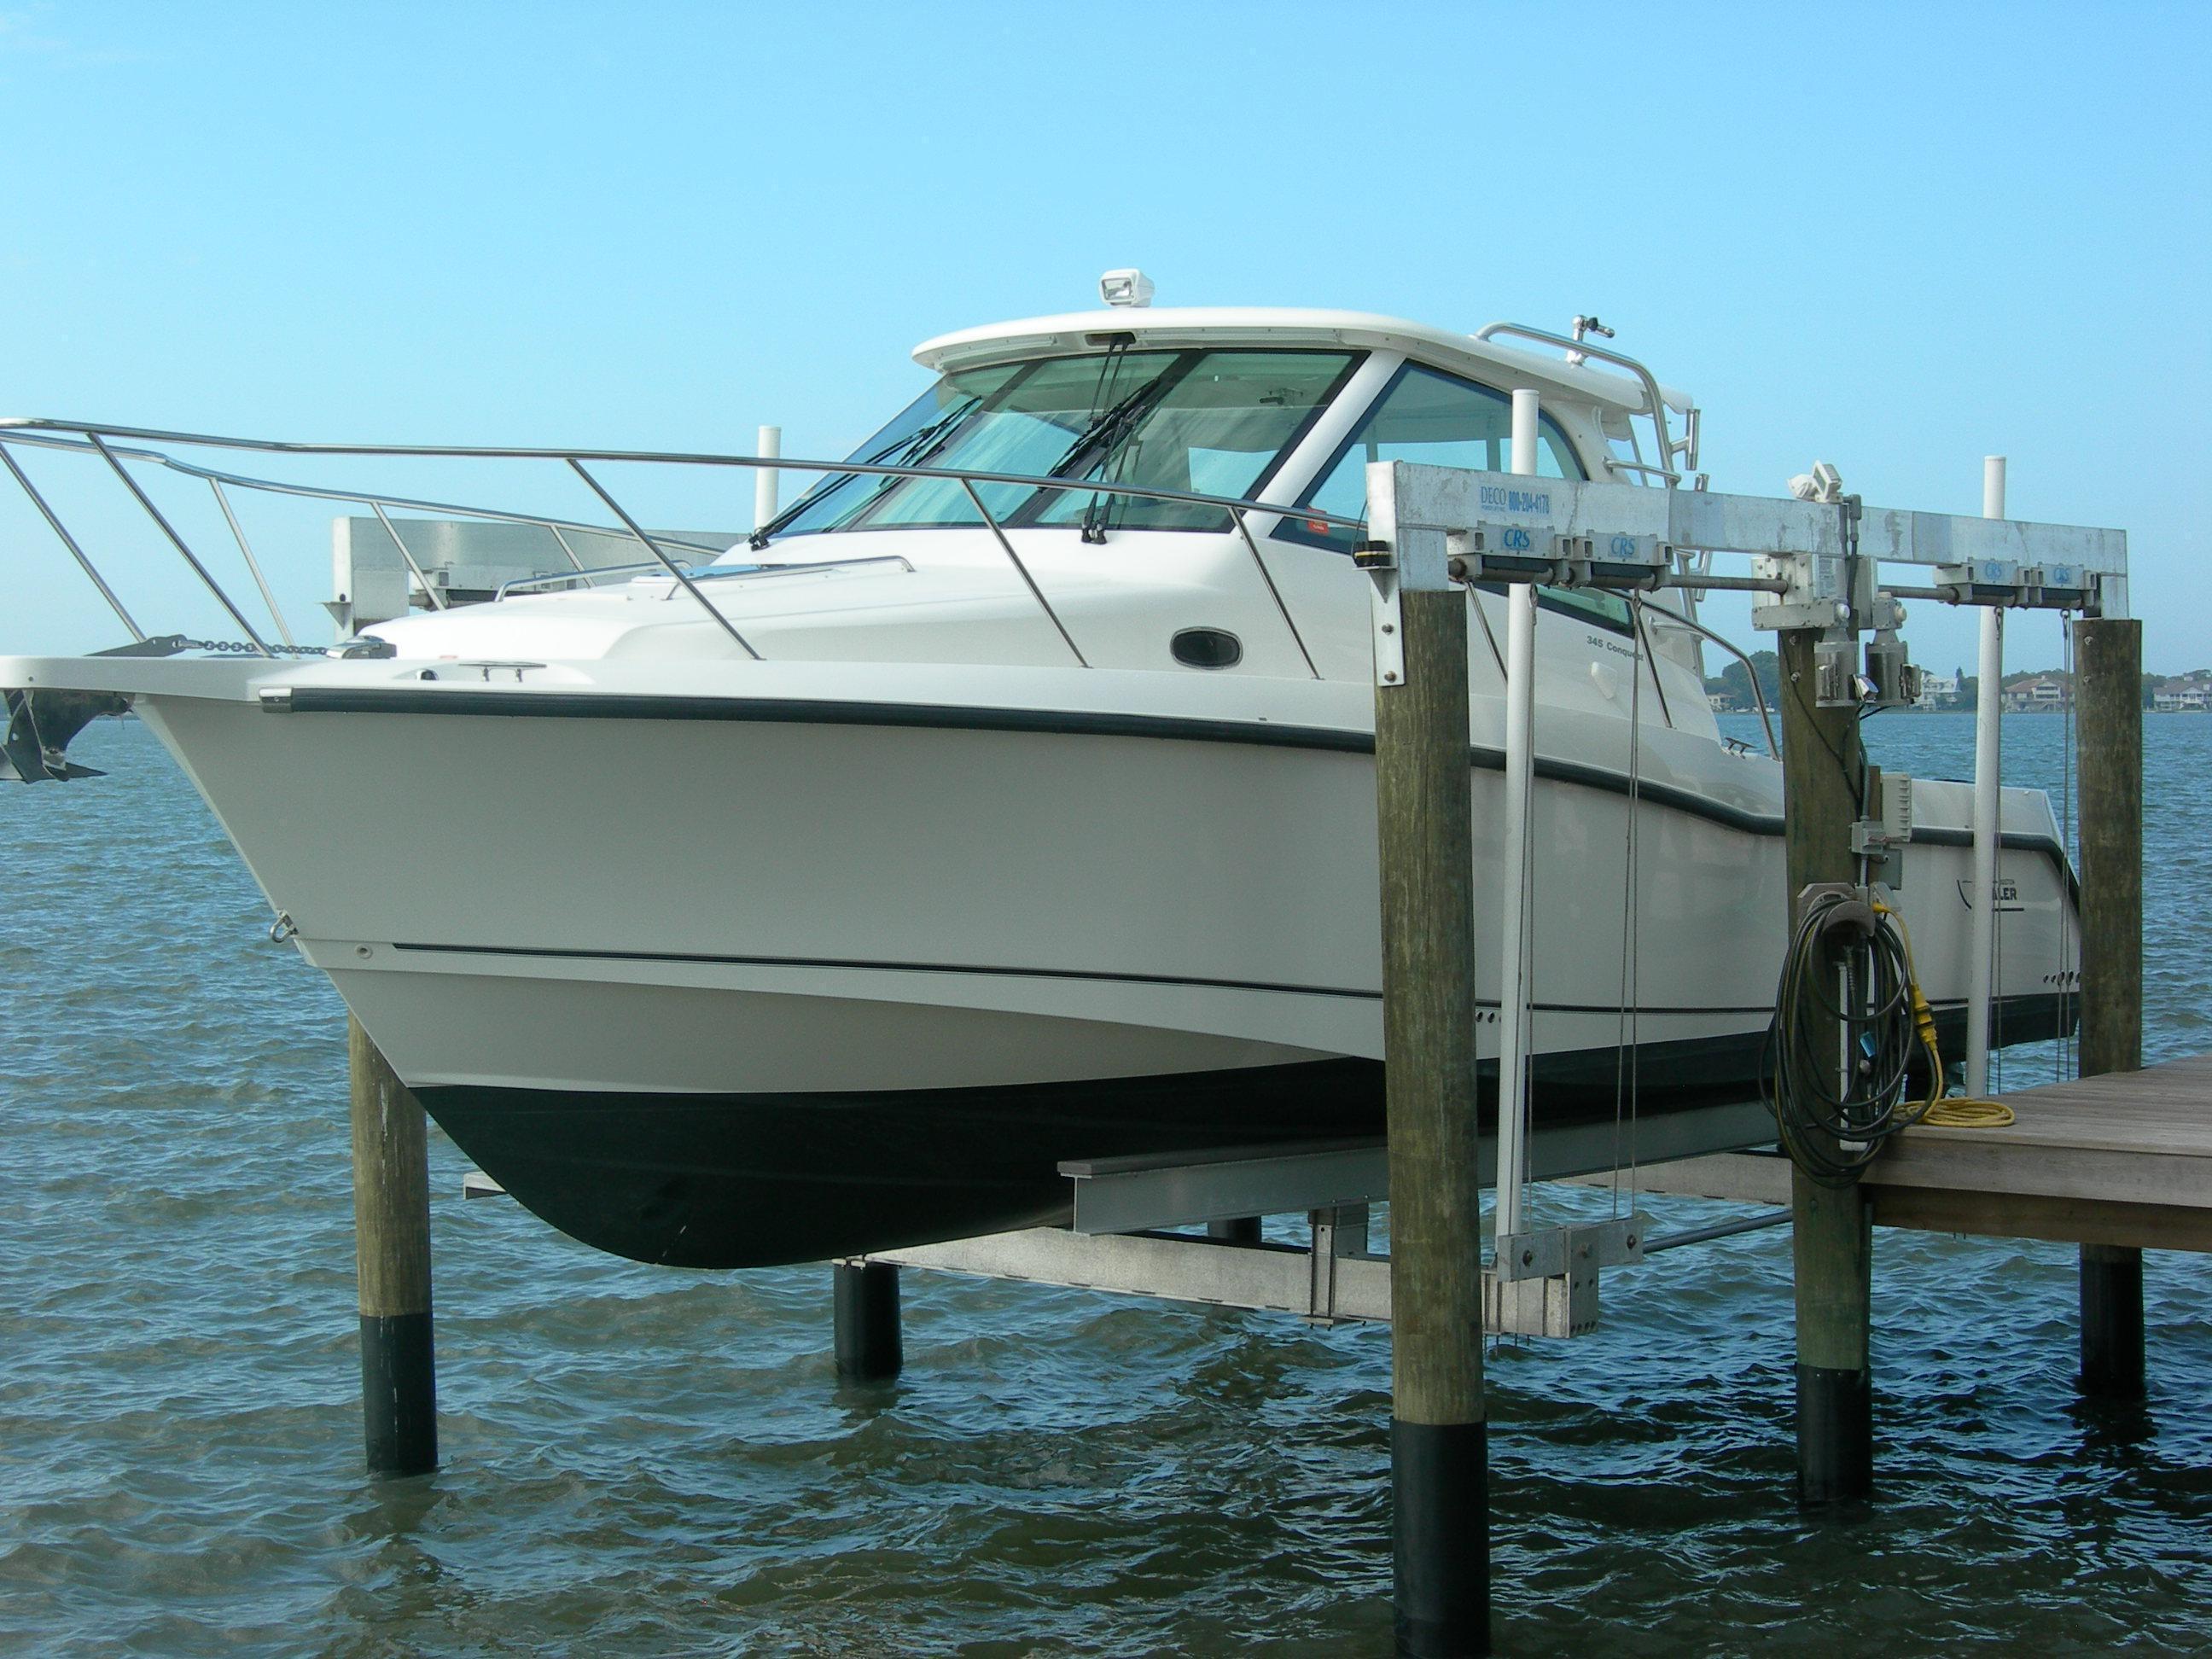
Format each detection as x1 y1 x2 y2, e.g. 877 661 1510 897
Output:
1493 388 1543 1246
755 424 782 532
1966 455 2005 1096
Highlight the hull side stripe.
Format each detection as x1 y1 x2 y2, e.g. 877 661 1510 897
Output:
385 940 2071 1027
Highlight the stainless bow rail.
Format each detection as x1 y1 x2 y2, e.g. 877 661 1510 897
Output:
0 418 1368 677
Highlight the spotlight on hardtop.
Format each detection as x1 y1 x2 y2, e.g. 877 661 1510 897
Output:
1098 268 1155 308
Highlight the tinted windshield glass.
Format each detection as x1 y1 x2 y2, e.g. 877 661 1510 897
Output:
765 348 1358 538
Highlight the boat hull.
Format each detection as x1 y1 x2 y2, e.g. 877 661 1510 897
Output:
86 666 2081 1267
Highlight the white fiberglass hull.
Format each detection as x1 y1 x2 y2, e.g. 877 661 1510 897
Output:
14 654 2077 1266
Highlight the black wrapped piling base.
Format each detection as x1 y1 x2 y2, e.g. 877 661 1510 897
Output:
1795 1363 1872 1505
1391 1418 1488 1657
2080 1244 2146 1400
833 1262 902 1382
360 1312 438 1476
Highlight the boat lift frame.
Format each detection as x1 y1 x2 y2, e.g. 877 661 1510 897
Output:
3 405 2128 1340
1366 422 2124 1296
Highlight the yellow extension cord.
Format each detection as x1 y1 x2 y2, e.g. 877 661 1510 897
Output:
1870 896 2019 1132
1922 1097 2017 1128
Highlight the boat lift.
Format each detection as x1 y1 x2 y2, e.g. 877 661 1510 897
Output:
822 420 2125 1351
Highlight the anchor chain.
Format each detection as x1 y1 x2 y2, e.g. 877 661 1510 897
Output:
171 636 330 657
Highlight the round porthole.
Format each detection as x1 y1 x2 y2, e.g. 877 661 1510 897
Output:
1171 627 1243 670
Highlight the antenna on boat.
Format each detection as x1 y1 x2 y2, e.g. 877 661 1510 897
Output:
1566 313 1615 366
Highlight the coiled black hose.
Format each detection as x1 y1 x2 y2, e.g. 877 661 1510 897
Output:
1763 889 1935 1185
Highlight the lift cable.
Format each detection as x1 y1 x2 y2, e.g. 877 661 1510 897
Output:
1610 595 1649 1217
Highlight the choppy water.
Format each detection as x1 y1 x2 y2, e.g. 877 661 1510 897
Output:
2 712 2207 1656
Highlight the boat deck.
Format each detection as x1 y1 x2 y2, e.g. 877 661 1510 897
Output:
1636 1053 2212 1253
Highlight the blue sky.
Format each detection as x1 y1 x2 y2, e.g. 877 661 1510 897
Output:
3 2 2205 672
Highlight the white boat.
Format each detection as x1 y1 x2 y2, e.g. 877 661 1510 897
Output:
0 288 2078 1266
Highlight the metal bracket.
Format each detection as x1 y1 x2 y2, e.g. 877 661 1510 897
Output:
1356 529 1453 688
1305 1203 1374 1325
1487 1262 1599 1337
1493 1214 1647 1283
1936 558 2027 606
1356 539 1406 687
1813 633 1860 706
1486 1213 1650 1337
1443 526 1669 593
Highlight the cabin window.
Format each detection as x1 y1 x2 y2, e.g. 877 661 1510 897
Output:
1280 363 1584 549
1278 363 1633 633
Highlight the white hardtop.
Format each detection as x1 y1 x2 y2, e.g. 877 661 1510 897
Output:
913 306 1693 416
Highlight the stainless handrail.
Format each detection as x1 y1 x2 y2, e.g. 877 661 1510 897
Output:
1639 596 1778 757
956 477 1085 667
0 417 1363 672
1471 323 1693 485
544 524 589 573
566 457 760 659
86 431 272 655
0 417 1366 530
0 427 737 563
1229 505 1319 679
1629 598 1674 731
0 444 144 640
208 479 297 646
368 500 451 613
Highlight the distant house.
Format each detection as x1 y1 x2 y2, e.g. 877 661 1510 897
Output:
2153 678 2210 712
2004 677 2068 712
1916 670 1960 710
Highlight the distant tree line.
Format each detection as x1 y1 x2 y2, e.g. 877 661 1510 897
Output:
1703 649 1781 709
1703 656 2199 712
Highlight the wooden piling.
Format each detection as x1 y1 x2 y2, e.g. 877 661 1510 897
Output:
347 1015 437 1476
1371 538 1487 1656
2073 616 2145 1400
1778 629 1874 1503
833 1262 902 1382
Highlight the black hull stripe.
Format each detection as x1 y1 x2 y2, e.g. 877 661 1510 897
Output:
387 940 2064 1025
393 940 1761 1013
282 685 2073 864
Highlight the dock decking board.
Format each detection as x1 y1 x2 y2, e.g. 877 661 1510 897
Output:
1611 1054 2212 1253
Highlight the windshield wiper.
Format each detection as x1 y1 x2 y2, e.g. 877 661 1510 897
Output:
1064 358 1192 542
749 396 984 550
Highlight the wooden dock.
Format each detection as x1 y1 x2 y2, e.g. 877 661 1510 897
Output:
1622 1053 2212 1254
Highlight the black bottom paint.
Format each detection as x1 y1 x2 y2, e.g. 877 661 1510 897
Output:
415 995 2072 1271
833 1262 902 1382
1392 1419 1488 1658
2080 1245 2146 1401
359 1312 437 1477
1795 1363 1872 1505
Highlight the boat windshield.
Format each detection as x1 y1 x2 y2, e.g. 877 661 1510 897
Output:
762 347 1359 540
